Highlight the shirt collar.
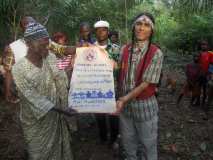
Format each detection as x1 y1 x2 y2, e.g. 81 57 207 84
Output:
95 39 112 49
128 41 149 53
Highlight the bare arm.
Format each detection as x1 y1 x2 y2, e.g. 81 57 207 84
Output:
116 81 149 113
116 48 164 114
48 41 76 57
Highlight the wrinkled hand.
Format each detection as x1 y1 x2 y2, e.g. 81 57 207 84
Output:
65 107 78 114
5 94 20 104
53 107 78 117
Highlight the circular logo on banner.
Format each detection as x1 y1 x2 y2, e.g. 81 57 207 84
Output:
83 48 97 62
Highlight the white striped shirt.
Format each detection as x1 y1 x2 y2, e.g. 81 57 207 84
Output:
56 55 72 70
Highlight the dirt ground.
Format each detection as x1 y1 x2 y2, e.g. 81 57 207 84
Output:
1 73 213 160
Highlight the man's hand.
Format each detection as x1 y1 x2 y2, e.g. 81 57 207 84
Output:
65 107 78 114
52 107 78 117
5 93 20 104
115 96 128 114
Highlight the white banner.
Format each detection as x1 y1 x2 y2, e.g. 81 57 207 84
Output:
68 46 116 113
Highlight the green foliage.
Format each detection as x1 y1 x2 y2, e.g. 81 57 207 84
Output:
0 0 212 53
173 0 213 16
165 11 213 53
0 0 26 46
0 0 142 46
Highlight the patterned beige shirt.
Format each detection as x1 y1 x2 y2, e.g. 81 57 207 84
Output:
12 54 73 160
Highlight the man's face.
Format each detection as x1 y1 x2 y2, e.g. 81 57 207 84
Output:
20 20 28 33
95 27 108 42
110 35 118 44
80 26 90 40
201 41 209 51
193 55 199 63
134 21 152 42
58 37 67 45
30 37 49 58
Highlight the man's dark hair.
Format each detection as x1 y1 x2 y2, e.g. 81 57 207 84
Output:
79 21 93 43
79 22 91 29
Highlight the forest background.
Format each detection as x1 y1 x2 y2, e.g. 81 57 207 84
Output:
0 0 212 54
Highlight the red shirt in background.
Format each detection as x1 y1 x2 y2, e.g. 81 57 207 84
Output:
199 51 210 74
209 51 213 64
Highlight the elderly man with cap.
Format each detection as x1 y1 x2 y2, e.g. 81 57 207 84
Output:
116 13 163 160
93 20 120 148
3 16 74 103
12 22 74 160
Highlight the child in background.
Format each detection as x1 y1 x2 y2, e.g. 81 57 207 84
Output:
52 32 73 82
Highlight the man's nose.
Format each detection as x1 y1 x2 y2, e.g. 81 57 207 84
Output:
141 23 146 29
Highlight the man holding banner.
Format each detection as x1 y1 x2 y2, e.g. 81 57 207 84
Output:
116 13 163 160
12 22 74 160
